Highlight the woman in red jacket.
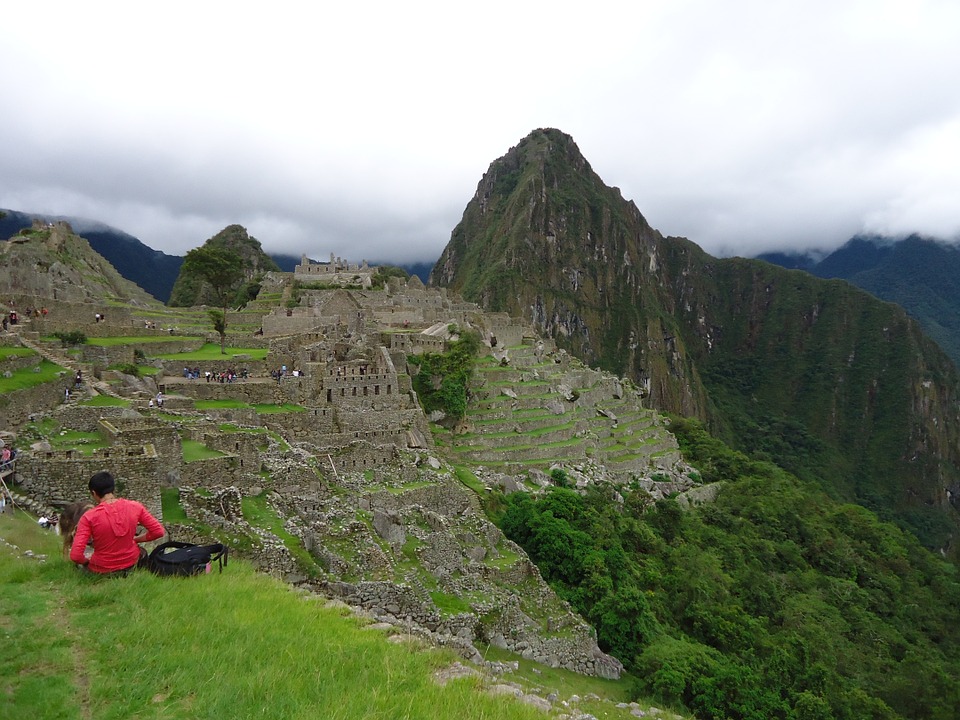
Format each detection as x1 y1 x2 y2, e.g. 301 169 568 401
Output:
70 471 165 574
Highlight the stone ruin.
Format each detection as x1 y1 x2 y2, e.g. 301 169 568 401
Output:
2 269 701 680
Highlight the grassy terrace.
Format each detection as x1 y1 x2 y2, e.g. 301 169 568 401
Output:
0 346 37 360
84 335 201 346
150 342 269 361
181 438 226 462
468 411 574 426
241 493 322 574
0 359 66 393
194 399 305 413
454 421 578 440
77 395 131 407
0 513 572 720
48 430 109 455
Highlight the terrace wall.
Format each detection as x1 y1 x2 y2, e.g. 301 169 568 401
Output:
14 446 164 516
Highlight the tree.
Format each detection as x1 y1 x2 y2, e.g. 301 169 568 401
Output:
181 245 245 353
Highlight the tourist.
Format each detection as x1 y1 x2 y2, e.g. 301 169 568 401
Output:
69 471 165 574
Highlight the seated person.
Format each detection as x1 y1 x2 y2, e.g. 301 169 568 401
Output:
59 501 94 560
70 471 165 573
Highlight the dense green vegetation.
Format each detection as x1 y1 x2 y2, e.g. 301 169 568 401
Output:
411 330 481 422
494 418 960 719
434 127 960 560
370 264 410 289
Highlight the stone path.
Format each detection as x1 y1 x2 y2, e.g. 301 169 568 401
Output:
12 330 121 399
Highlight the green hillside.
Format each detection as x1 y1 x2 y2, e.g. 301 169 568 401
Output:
431 128 960 556
168 224 280 308
491 419 960 720
0 512 659 720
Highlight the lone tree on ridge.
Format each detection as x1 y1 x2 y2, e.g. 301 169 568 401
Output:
181 245 245 354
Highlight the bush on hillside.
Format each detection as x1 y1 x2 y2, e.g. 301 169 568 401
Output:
53 330 87 347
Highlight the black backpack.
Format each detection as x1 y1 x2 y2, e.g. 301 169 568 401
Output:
148 540 228 577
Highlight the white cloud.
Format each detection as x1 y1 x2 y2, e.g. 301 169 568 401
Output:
2 0 960 262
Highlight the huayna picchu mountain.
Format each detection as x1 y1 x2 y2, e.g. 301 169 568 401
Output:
430 128 960 555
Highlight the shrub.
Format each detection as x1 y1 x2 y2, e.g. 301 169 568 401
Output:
113 363 140 377
53 330 87 347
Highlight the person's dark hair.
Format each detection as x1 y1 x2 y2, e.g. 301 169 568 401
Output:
88 471 115 498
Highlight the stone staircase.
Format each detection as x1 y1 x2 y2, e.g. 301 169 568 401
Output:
445 343 683 478
12 330 121 399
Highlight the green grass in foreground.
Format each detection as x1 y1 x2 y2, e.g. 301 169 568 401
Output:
0 513 548 720
151 343 269 361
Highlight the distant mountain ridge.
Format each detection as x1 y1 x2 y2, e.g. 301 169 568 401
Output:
758 234 960 365
430 127 960 555
0 209 184 302
1 209 431 299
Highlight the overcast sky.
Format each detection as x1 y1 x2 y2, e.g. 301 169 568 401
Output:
2 1 959 264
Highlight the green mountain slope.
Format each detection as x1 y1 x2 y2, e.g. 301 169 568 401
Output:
0 220 160 307
168 224 280 307
430 128 960 555
762 235 960 366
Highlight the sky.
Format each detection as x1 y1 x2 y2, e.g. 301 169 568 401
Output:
2 1 959 264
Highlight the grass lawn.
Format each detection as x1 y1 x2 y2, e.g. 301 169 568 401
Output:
85 335 201 346
0 346 36 360
160 487 189 523
181 439 226 462
254 403 305 413
241 493 322 575
151 343 269 361
48 430 110 454
194 398 250 410
0 513 553 720
0 359 66 393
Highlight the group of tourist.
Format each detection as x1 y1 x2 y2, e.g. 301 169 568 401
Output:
180 367 249 383
0 444 16 472
270 366 303 382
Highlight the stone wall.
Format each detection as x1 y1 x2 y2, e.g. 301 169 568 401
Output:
99 417 182 462
179 455 244 489
261 407 337 436
51 404 133 433
14 446 163 516
0 374 72 429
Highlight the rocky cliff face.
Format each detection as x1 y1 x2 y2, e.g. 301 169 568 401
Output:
430 129 707 417
0 220 157 306
430 128 960 555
